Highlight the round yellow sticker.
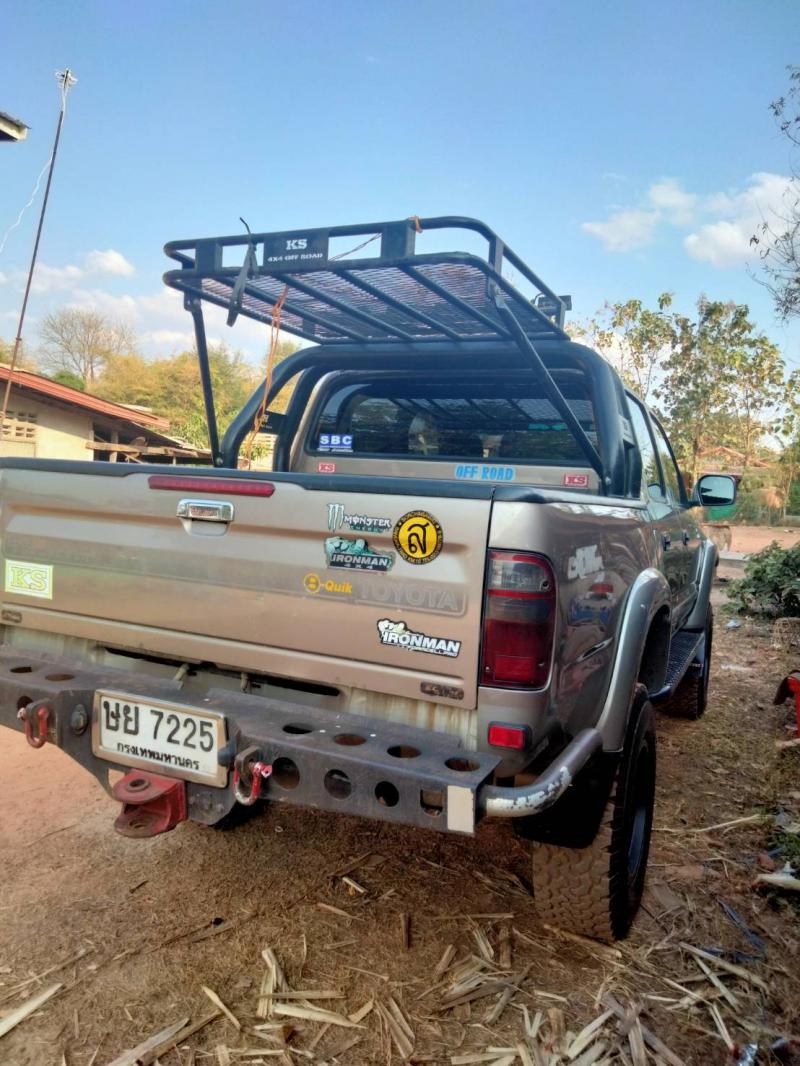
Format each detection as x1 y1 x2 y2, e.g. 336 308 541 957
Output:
393 510 443 565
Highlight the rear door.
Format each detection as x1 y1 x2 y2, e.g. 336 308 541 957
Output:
0 465 492 708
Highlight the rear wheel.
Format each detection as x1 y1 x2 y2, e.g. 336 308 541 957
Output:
531 686 656 942
662 608 713 720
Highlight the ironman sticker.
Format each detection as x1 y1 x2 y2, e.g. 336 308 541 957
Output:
392 510 443 565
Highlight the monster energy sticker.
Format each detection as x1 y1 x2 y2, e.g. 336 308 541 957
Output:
325 536 394 573
377 619 461 658
327 503 392 535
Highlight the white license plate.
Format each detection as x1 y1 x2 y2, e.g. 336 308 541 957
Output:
92 690 227 788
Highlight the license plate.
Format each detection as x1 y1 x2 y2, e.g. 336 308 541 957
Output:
92 690 227 788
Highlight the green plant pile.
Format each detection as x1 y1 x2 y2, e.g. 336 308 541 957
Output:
728 541 800 617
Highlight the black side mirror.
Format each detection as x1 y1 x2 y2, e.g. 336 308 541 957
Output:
692 474 737 508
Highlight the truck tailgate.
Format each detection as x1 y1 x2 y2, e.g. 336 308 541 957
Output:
0 465 493 708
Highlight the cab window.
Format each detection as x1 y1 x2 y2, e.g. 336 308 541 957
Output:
627 398 664 503
651 418 683 504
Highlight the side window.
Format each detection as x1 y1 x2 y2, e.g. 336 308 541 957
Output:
627 398 664 504
651 419 683 505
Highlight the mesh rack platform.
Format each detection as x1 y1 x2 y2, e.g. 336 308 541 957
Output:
163 215 570 346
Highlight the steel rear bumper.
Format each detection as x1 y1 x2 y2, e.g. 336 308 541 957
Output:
0 647 601 833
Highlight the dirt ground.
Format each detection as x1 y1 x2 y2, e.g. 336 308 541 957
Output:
728 526 800 554
1 610 799 1066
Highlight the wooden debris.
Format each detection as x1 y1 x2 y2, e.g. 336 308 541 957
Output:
341 875 366 895
0 947 91 1004
691 813 764 833
434 944 457 978
190 913 255 944
566 1009 613 1058
693 957 739 1009
103 1016 189 1066
202 986 241 1030
707 1002 735 1052
777 736 800 750
139 1012 221 1066
400 912 411 950
272 1003 363 1028
497 922 512 971
306 1022 331 1052
472 925 495 962
0 982 62 1040
678 943 770 992
541 923 623 961
215 1047 231 1066
572 1041 607 1066
756 870 800 892
377 997 415 1059
262 990 344 1000
348 998 374 1024
316 902 362 919
602 994 686 1066
258 948 287 1020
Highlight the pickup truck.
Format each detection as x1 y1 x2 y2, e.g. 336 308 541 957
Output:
0 217 736 941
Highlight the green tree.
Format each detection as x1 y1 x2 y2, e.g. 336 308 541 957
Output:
656 299 785 481
48 368 86 391
577 293 676 401
753 66 800 321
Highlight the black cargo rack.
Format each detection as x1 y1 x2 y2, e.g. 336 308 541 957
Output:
162 215 613 489
164 216 570 346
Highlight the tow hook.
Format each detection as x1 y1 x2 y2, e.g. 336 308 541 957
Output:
233 746 272 806
17 700 50 749
112 771 187 838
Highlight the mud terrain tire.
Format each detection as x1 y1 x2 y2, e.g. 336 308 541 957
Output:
532 686 656 942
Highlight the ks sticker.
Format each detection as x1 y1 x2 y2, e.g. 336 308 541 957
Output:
4 559 53 600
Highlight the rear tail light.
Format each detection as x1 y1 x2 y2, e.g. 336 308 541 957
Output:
480 550 556 689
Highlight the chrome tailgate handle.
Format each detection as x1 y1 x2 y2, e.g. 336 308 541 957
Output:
177 499 234 523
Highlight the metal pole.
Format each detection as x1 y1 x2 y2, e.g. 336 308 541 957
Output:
1 69 77 438
188 298 221 464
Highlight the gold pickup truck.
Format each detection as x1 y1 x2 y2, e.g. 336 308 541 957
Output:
0 217 735 941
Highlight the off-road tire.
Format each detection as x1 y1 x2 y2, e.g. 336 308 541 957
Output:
662 608 713 720
531 686 656 942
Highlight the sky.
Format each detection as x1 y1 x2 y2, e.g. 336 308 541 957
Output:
2 0 799 369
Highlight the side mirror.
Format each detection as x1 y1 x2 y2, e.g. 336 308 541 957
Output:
692 474 737 508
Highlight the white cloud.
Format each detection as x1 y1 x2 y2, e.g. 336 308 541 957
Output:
84 249 135 277
684 172 792 267
30 263 84 293
648 178 697 225
583 171 793 269
581 209 659 252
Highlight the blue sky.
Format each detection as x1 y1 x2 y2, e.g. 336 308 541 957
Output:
2 0 799 367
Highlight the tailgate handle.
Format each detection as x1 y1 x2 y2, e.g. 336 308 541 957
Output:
177 499 234 523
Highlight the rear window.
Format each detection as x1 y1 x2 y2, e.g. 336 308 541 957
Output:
310 374 597 464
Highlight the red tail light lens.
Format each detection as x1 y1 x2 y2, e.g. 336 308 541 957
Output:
481 550 556 689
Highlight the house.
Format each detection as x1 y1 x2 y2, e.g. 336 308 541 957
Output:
0 365 211 463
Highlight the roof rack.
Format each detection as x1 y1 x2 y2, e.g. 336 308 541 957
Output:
164 216 571 346
162 216 609 488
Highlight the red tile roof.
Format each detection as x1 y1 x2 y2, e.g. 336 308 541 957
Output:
0 365 171 431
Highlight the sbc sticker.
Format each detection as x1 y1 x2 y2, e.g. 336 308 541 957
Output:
4 559 53 600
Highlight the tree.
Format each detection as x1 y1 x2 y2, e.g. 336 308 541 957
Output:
48 369 86 391
753 66 800 320
574 293 676 402
656 299 786 481
38 309 138 388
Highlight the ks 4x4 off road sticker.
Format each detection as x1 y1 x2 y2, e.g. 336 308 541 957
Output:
377 619 461 658
392 511 443 565
325 536 394 573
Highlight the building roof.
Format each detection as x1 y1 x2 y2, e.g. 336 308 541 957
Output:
0 364 171 432
0 111 29 143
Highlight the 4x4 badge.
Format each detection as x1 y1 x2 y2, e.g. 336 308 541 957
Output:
325 536 394 573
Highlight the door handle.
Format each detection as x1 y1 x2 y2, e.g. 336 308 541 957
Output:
662 532 671 550
682 530 691 546
177 499 234 523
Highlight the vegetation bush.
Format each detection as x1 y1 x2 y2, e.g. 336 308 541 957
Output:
728 541 800 617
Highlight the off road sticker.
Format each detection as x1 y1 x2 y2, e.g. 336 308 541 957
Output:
325 536 394 573
393 510 443 565
303 573 352 596
454 464 516 481
327 503 391 534
4 559 53 600
377 619 461 658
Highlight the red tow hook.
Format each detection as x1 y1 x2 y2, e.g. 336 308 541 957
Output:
233 757 272 806
112 771 187 838
17 701 50 749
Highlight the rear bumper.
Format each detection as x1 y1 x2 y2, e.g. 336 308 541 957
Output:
0 647 599 834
